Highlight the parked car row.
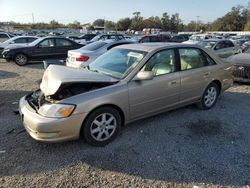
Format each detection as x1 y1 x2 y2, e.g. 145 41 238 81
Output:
137 34 191 43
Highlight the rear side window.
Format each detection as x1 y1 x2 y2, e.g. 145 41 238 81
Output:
140 37 150 43
55 39 73 47
225 40 234 48
150 37 161 42
81 41 107 51
0 34 8 39
14 38 27 43
215 42 226 50
203 52 217 66
27 37 37 43
179 48 206 71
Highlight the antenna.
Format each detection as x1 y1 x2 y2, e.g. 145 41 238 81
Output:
32 13 34 23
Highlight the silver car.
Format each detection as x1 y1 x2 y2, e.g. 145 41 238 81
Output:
0 36 38 56
66 40 134 68
19 43 233 146
199 39 241 58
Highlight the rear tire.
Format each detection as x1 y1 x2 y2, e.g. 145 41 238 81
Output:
15 54 28 66
197 83 219 110
82 107 121 147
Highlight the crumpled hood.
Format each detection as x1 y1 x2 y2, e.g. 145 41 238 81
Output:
40 65 118 96
226 53 250 65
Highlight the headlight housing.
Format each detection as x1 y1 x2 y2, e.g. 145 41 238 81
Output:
3 48 10 53
38 103 76 118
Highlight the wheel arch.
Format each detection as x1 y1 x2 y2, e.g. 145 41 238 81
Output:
80 104 125 136
211 79 222 95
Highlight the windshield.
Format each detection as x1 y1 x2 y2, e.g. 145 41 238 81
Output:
2 37 17 44
80 41 107 51
189 35 203 41
89 48 146 79
90 35 100 42
199 41 216 49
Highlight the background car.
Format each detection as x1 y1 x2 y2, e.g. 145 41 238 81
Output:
139 35 171 43
2 37 83 65
66 40 134 68
199 39 241 58
0 36 38 56
19 43 233 146
183 34 212 44
226 53 250 83
69 34 96 44
0 32 15 43
230 35 250 47
81 34 126 46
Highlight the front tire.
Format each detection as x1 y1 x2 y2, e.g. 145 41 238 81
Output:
82 107 122 146
15 54 28 66
198 83 219 110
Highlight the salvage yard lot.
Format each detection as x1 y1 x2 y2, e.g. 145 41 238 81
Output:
0 59 250 187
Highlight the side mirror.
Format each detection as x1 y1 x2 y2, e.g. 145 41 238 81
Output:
134 71 154 81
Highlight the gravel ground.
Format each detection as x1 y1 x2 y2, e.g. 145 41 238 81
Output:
0 60 250 188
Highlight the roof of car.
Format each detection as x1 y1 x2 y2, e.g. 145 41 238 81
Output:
204 39 229 42
41 36 71 40
115 42 198 52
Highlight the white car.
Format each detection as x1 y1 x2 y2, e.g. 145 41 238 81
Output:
0 32 15 43
0 36 38 57
183 34 212 45
66 40 134 68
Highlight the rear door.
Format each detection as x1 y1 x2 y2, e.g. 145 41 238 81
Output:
178 48 211 103
128 49 181 120
55 38 78 58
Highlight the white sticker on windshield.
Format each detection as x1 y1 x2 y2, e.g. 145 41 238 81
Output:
128 52 143 59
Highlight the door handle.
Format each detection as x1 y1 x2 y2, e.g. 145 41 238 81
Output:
170 81 178 85
204 72 210 76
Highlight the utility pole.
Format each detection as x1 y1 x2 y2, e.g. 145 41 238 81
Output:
195 16 200 33
32 13 35 24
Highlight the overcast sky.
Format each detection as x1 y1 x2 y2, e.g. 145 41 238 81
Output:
0 0 248 24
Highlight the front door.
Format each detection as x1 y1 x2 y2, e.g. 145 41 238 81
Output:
33 39 55 60
128 49 180 120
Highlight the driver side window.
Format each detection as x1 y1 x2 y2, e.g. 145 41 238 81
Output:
143 49 176 76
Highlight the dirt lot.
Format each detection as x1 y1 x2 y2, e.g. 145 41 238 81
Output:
0 60 250 188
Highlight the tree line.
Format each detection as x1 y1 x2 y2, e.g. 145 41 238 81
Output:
1 2 250 32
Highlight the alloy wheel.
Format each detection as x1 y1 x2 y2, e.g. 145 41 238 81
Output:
90 113 117 142
204 86 217 107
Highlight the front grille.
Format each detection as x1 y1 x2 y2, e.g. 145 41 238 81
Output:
232 65 250 79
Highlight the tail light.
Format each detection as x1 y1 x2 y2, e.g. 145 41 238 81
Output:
76 56 89 62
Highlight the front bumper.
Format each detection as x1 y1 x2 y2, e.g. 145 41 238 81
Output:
19 95 87 142
2 52 13 61
232 64 250 83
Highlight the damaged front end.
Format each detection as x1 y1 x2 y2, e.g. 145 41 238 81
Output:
26 82 115 112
